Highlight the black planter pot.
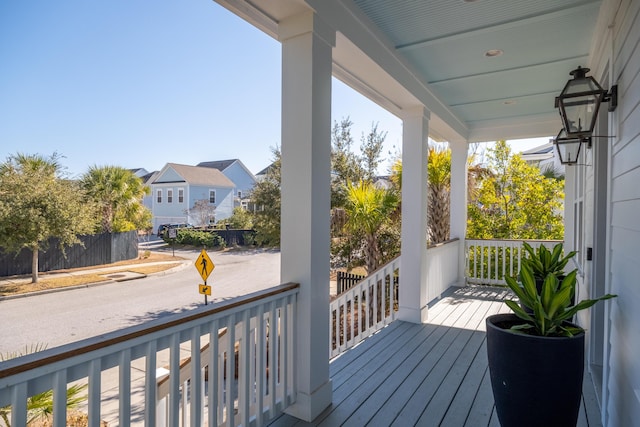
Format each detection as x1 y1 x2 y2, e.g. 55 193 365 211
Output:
486 313 585 427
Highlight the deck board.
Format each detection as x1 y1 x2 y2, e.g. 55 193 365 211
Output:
269 286 600 427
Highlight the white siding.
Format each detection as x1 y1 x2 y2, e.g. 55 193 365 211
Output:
605 0 640 425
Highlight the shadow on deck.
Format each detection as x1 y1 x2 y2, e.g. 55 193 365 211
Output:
269 286 602 427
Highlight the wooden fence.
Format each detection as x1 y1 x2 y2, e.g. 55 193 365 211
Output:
0 231 138 277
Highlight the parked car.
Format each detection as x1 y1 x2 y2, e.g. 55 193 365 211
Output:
156 223 193 237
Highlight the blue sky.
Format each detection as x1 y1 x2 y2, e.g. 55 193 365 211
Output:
0 1 546 178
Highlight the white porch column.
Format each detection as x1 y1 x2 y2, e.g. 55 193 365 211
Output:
279 11 334 422
399 107 430 323
450 140 468 286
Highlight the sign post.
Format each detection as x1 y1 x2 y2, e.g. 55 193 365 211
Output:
168 228 177 257
195 249 215 305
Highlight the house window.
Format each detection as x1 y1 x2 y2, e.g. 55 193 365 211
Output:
156 189 162 203
178 188 184 203
209 190 216 204
167 189 173 203
237 190 242 199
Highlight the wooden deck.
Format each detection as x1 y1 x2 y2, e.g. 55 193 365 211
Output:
269 286 603 427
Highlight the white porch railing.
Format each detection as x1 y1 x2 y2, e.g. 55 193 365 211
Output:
0 283 298 427
330 258 400 359
329 239 463 359
465 239 562 285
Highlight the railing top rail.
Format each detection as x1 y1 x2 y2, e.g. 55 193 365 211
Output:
465 238 563 243
0 282 299 380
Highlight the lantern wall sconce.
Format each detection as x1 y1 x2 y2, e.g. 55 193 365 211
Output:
554 128 591 165
555 66 618 138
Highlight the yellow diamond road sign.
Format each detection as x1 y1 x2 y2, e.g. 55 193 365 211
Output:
195 249 214 281
199 284 212 296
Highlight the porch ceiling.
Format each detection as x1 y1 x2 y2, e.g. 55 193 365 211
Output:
217 0 604 142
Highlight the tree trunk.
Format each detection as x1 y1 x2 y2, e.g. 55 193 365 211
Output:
31 247 39 283
365 234 380 273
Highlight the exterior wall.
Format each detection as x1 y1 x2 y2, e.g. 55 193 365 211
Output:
151 182 189 230
597 1 640 425
187 184 234 223
221 161 256 205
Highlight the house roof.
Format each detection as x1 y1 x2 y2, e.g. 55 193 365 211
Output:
128 167 148 175
256 163 275 176
197 159 238 171
140 171 158 184
520 142 555 162
198 158 257 182
153 163 235 187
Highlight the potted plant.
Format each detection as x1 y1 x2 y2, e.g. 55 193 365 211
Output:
519 241 577 311
521 241 577 283
486 260 616 427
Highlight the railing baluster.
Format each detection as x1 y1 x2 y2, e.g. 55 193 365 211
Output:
227 313 237 427
10 382 27 427
208 319 219 427
240 309 251 427
182 378 188 426
88 358 102 426
256 305 265 425
190 328 202 427
282 296 289 407
169 333 180 427
146 340 158 427
268 301 277 418
53 369 68 426
119 348 132 427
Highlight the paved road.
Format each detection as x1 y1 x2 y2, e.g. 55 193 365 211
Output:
0 248 281 355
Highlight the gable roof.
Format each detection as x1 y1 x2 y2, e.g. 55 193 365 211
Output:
197 159 237 171
198 158 257 182
153 163 235 187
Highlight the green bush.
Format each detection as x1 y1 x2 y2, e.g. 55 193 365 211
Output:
163 229 223 248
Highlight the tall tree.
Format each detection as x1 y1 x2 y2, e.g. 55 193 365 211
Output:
467 140 565 239
331 117 363 208
427 146 451 244
388 146 453 244
344 181 398 273
251 146 281 246
81 165 151 233
0 153 95 283
360 122 387 182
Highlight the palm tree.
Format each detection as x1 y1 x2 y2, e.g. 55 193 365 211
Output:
390 145 495 244
344 181 398 273
427 147 451 244
81 166 150 233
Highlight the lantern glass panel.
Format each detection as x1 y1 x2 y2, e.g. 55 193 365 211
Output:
556 141 581 164
557 68 606 138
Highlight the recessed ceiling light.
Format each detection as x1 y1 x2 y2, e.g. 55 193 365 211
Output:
485 49 503 58
463 0 480 2
503 100 517 105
